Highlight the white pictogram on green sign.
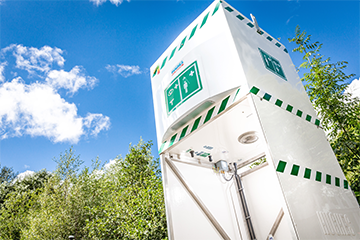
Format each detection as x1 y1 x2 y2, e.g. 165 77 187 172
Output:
259 48 287 81
165 61 202 114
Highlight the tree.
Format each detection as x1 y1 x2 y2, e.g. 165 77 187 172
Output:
289 26 360 203
24 140 167 239
0 165 17 184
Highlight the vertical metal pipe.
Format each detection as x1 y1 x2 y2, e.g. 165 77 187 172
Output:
234 166 257 240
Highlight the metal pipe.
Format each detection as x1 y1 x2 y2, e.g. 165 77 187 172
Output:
234 163 257 240
165 157 231 240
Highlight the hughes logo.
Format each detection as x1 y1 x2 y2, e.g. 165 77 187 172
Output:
171 61 184 76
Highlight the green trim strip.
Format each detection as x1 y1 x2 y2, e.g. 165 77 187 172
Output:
200 12 210 28
335 177 340 187
257 30 264 35
277 161 349 190
161 57 167 69
250 86 260 95
225 6 233 12
212 1 221 15
290 164 300 176
189 24 198 40
284 49 288 53
169 134 177 147
191 116 202 132
247 22 254 28
179 126 188 141
306 115 312 122
276 161 287 173
218 96 230 114
316 171 322 182
204 107 215 124
275 99 283 107
169 47 177 60
179 36 187 51
249 86 321 128
286 105 293 113
236 14 244 20
267 36 273 41
275 42 281 48
296 110 303 117
159 141 166 154
326 174 331 184
304 168 311 179
263 93 271 101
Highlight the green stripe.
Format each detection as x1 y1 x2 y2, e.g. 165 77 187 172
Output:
247 22 254 28
225 6 233 12
169 47 177 60
296 110 303 117
257 30 264 35
275 99 283 107
290 164 300 176
263 93 271 101
179 126 188 141
218 96 230 114
315 119 320 126
304 168 311 179
267 36 273 41
179 36 187 51
276 160 287 173
326 174 331 184
344 180 348 189
200 12 210 28
250 86 260 95
233 88 240 102
275 42 281 48
212 1 221 15
161 57 167 69
315 171 322 182
286 104 293 113
236 14 244 20
189 24 198 40
191 116 202 132
204 107 215 124
335 177 340 187
306 114 312 122
284 49 288 53
168 134 177 147
159 141 166 154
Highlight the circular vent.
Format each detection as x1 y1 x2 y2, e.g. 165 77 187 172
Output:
238 131 259 144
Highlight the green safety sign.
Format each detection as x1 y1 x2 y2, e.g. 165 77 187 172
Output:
259 48 287 81
165 61 202 114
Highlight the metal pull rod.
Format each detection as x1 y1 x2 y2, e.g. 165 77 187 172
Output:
234 163 257 240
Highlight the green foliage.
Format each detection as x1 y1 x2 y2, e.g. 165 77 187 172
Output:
289 26 360 203
0 165 17 184
1 140 167 239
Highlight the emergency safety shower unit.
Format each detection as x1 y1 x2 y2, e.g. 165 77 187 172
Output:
150 1 360 239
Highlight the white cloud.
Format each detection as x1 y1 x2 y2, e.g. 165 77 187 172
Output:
90 0 129 6
46 66 97 94
345 79 360 99
0 44 111 143
2 44 65 75
83 113 110 136
24 165 30 169
0 62 6 82
105 64 142 78
15 170 35 182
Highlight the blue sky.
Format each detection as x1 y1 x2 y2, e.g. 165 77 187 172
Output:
0 0 359 174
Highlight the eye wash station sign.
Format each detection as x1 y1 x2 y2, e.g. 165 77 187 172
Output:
165 61 202 114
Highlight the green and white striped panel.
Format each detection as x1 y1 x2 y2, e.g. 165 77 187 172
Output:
159 87 242 154
276 160 350 190
250 86 321 127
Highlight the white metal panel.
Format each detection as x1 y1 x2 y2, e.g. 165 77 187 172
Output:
151 1 248 145
252 96 360 239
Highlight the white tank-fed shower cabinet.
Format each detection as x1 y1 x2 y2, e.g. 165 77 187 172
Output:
150 1 360 239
